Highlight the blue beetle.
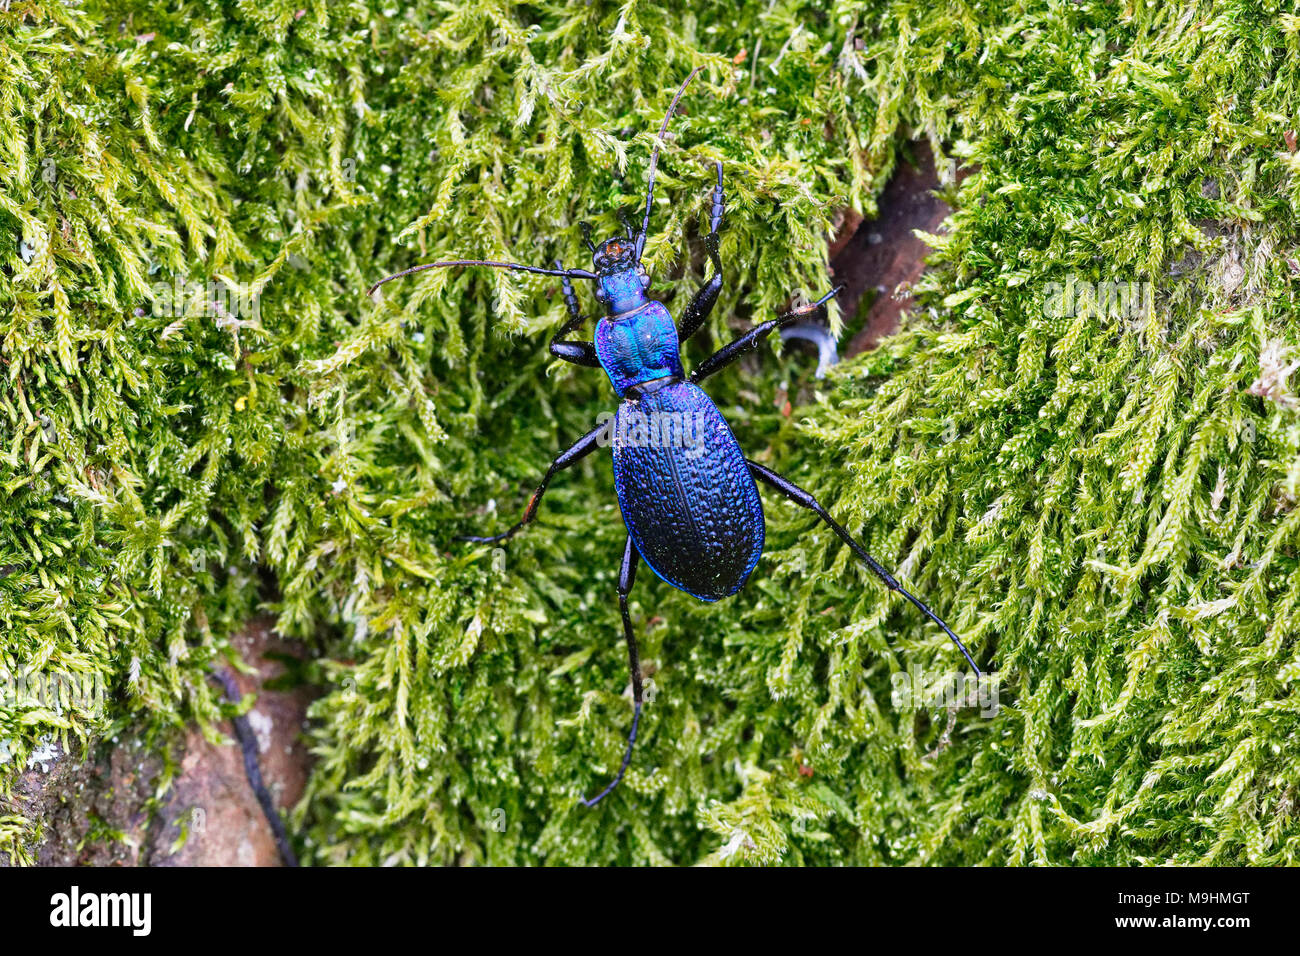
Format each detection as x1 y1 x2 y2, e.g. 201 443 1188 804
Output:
369 69 979 806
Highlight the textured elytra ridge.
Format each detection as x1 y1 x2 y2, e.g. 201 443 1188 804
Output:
2 1 1299 866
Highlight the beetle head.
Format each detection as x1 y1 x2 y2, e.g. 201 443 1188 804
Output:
592 236 640 275
592 236 649 313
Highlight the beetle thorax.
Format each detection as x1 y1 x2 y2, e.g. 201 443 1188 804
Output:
593 300 684 397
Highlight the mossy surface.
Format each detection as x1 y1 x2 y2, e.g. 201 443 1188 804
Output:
2 1 1299 865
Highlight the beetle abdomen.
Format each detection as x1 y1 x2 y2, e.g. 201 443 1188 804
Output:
612 382 764 602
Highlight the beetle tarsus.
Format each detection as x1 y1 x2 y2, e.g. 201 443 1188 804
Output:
581 701 641 808
689 285 841 384
457 420 611 546
709 159 724 236
677 164 727 344
747 459 980 677
582 536 643 808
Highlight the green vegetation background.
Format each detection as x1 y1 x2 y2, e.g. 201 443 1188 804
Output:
2 0 1299 865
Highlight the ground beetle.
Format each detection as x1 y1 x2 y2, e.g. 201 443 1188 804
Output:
369 69 980 806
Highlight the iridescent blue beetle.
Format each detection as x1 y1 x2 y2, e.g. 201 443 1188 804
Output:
369 69 979 806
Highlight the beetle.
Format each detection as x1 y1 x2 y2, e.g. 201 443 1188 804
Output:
368 68 980 806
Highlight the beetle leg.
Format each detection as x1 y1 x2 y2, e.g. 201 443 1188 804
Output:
689 285 842 384
746 460 981 676
582 534 644 807
550 262 601 368
677 161 726 345
457 418 610 544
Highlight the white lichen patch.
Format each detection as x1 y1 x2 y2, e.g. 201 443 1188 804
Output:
247 708 274 754
26 737 61 773
1248 339 1300 409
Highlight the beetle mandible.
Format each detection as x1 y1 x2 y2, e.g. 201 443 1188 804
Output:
368 68 980 806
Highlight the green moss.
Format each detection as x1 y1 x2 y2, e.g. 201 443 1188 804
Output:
2 0 1298 865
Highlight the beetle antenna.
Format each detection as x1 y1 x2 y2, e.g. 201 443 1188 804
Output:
580 221 597 253
634 66 704 261
367 260 596 297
